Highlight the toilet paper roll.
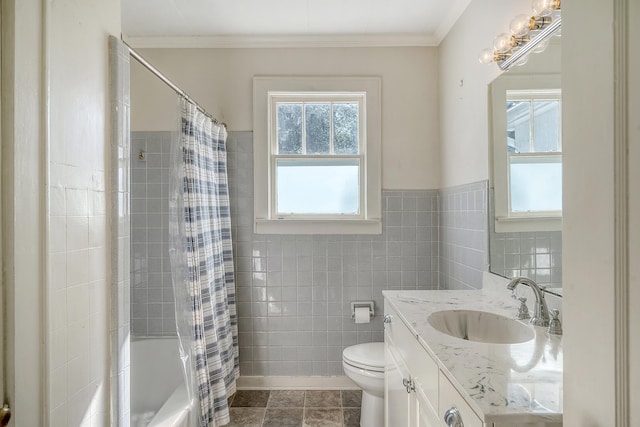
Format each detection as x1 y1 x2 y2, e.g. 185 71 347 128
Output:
354 307 371 324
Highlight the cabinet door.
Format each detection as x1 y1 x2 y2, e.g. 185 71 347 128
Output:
413 377 441 427
385 337 412 427
438 371 483 427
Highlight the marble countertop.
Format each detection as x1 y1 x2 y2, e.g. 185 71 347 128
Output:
383 289 563 424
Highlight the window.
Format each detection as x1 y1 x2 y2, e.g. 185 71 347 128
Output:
273 95 363 217
506 90 562 214
253 77 382 234
491 75 562 232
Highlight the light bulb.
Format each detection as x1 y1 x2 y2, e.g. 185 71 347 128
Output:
532 0 552 16
514 54 530 67
494 33 512 54
532 0 560 16
532 38 550 53
478 48 495 64
510 14 532 36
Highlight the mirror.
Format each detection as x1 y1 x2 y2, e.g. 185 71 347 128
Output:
488 37 563 296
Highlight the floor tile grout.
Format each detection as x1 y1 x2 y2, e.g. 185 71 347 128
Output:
228 389 361 427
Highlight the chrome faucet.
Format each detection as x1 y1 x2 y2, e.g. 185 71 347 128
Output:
506 277 550 327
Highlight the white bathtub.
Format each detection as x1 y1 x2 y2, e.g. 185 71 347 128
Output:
131 337 192 427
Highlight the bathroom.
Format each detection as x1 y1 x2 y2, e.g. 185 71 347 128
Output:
1 0 638 426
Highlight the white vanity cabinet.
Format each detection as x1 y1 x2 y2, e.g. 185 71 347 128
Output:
384 304 491 427
384 304 479 427
384 291 563 427
384 339 411 426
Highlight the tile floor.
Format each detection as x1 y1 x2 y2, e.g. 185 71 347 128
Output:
227 389 362 427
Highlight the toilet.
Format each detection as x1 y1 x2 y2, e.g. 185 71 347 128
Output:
342 342 385 427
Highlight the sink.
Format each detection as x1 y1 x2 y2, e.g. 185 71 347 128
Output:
427 310 535 344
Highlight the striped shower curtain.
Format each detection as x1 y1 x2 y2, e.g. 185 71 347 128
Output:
169 98 239 427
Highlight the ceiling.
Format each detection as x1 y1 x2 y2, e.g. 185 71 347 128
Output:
122 0 471 48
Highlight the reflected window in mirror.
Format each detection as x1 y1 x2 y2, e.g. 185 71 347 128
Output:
491 75 561 233
488 40 562 294
507 90 562 214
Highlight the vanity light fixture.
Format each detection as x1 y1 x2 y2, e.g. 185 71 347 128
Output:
479 0 561 71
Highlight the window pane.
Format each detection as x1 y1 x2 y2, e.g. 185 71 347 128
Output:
509 156 562 212
506 100 531 153
276 158 360 215
333 103 359 154
277 103 303 154
533 100 560 152
305 103 331 154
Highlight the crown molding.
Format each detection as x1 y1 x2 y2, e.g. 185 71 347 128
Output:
122 33 439 49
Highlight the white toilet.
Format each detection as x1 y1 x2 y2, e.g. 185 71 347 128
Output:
342 342 385 427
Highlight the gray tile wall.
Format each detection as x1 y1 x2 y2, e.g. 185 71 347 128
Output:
488 189 562 287
129 130 441 375
228 131 440 376
438 181 489 290
128 131 496 374
130 132 177 336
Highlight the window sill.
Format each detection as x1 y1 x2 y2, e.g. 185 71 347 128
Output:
495 215 562 233
254 218 382 235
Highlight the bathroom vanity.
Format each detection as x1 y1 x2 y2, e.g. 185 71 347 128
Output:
383 290 562 427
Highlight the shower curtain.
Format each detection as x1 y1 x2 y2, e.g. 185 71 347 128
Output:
169 98 239 427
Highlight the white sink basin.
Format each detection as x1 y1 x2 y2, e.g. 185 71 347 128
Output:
427 310 535 344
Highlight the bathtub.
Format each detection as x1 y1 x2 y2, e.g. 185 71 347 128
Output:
131 337 192 427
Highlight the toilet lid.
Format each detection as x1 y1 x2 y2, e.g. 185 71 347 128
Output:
343 342 385 372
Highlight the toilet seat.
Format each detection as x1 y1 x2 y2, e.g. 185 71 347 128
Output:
343 342 385 373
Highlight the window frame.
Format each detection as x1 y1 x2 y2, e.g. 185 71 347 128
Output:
270 93 365 219
253 76 382 234
490 74 562 232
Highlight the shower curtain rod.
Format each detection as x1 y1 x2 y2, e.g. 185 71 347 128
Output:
123 40 227 128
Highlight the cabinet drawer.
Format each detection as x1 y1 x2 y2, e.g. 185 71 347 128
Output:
438 371 483 427
384 304 439 407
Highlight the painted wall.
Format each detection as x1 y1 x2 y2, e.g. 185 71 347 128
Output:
562 0 640 424
47 0 121 426
438 0 531 188
2 1 45 425
130 47 440 190
562 0 615 424
630 0 640 423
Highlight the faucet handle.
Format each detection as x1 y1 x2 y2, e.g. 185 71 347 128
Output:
515 297 531 320
547 309 563 335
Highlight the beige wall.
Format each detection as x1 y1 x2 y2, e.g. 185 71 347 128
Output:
562 0 613 423
630 0 640 423
131 47 440 189
562 0 640 426
47 0 120 426
437 0 531 188
2 1 45 425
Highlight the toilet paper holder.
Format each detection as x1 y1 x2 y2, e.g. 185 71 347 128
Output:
351 301 375 320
